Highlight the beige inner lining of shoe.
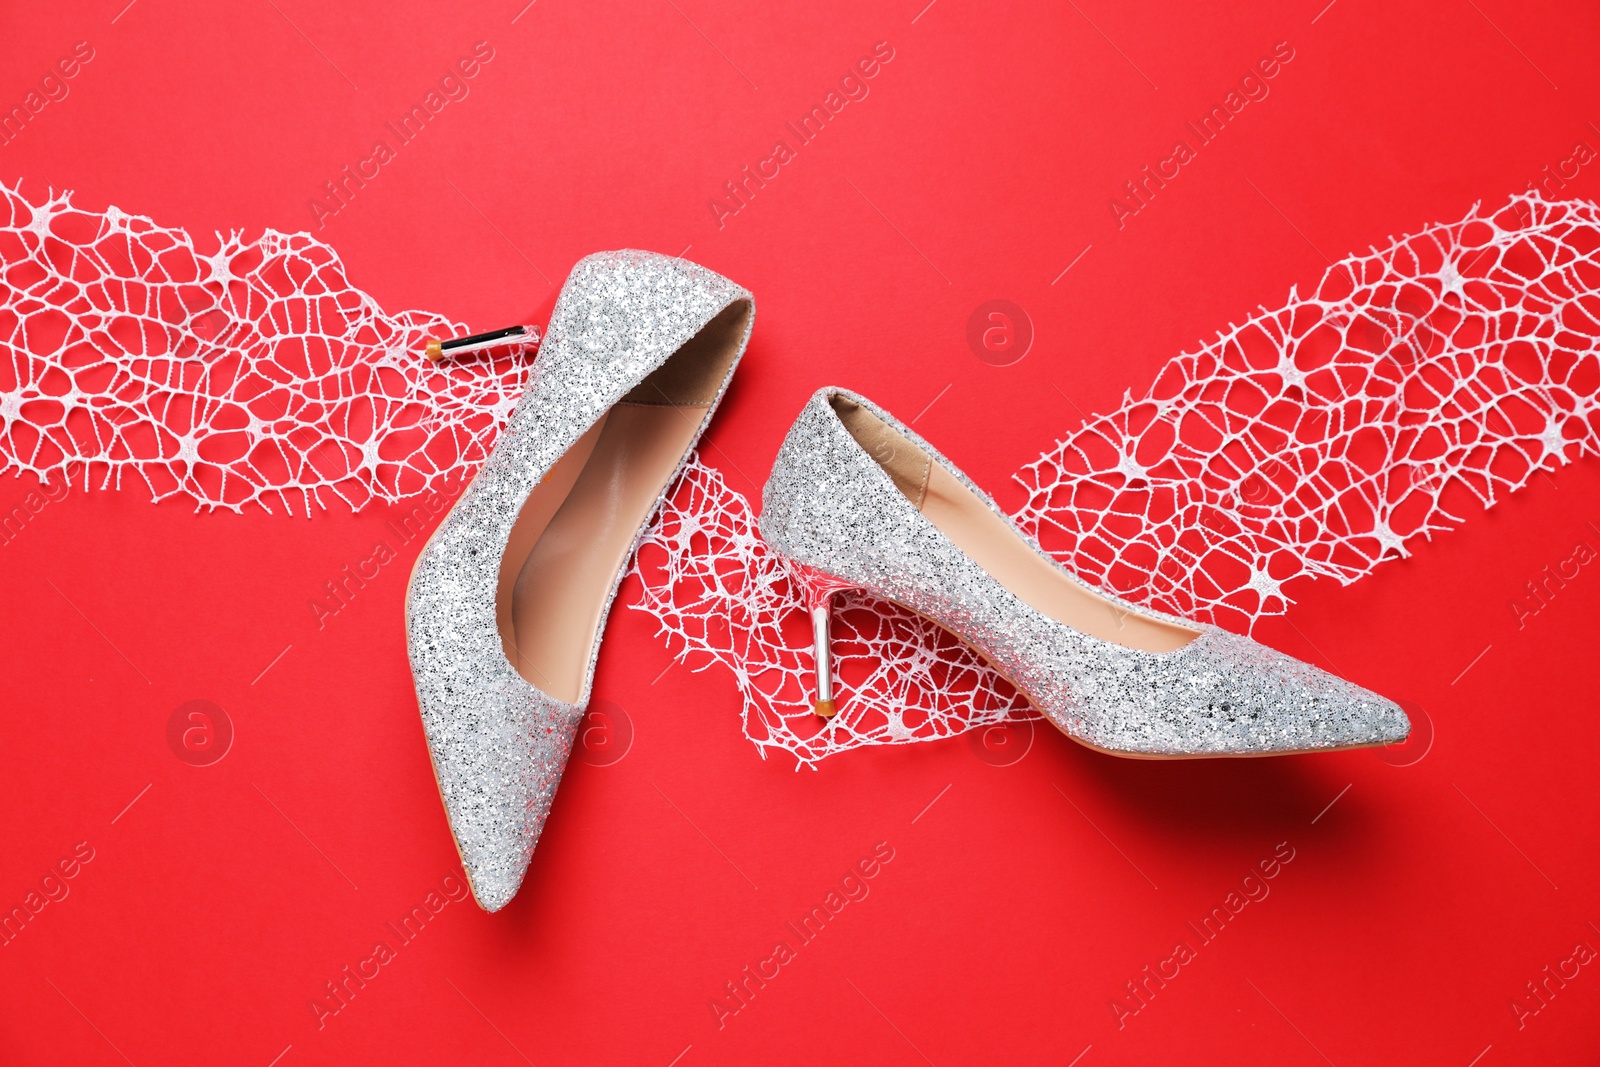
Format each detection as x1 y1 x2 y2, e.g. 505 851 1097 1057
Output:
495 301 752 702
831 395 1200 653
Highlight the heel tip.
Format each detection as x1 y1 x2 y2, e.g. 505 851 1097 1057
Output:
813 699 836 718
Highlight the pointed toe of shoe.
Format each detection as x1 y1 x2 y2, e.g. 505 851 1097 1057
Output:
1244 647 1410 754
447 759 545 914
1299 684 1414 751
463 852 524 914
413 662 585 913
1073 630 1412 756
460 838 528 914
1333 688 1411 749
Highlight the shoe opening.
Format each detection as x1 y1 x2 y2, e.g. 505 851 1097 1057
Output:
495 298 753 702
828 391 1200 653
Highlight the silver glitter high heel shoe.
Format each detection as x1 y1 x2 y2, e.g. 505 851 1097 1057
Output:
759 388 1409 757
407 251 753 911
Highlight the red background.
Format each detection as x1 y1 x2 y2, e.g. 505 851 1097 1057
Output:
4 0 1600 1063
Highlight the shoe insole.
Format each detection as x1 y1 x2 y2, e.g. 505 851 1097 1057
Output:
833 396 1200 654
495 300 750 703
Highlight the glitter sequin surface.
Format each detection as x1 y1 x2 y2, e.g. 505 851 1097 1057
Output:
407 251 752 911
760 388 1409 756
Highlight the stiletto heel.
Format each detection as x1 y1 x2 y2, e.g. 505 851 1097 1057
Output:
423 323 540 362
760 387 1410 758
785 561 859 717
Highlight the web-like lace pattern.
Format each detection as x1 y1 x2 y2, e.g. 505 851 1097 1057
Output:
1014 193 1600 632
633 193 1600 764
629 460 1031 763
4 180 1595 764
0 180 533 514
